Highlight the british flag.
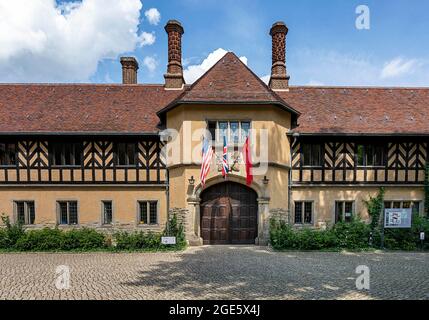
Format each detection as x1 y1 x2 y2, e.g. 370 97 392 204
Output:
200 136 213 187
221 135 229 178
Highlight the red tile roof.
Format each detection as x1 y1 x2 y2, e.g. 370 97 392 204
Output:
278 87 429 135
157 52 300 118
0 56 428 136
0 84 183 134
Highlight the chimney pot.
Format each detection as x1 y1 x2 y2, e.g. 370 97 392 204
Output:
269 21 290 90
164 20 185 89
120 57 139 84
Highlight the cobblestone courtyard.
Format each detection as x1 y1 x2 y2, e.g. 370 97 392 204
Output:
0 246 428 300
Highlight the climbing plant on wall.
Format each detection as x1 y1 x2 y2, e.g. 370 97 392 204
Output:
363 187 385 231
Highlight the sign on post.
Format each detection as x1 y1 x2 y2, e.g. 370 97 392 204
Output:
420 232 425 241
161 236 177 245
384 208 412 229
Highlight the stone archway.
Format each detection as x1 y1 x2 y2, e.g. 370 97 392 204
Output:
200 181 258 244
186 175 270 245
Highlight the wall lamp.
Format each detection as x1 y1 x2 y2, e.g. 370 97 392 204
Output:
188 176 195 186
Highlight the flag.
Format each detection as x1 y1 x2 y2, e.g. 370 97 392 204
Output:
200 136 213 187
242 136 253 186
221 135 229 178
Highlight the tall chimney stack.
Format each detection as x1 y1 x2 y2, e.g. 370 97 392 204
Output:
120 57 139 84
164 20 185 89
269 21 290 90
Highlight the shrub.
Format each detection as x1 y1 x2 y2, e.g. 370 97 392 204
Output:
0 215 25 249
15 228 63 251
331 218 371 249
61 228 106 250
114 214 186 250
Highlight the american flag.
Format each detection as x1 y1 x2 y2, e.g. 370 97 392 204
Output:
200 136 213 187
221 135 229 178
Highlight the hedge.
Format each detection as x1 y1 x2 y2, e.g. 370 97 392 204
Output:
0 214 186 252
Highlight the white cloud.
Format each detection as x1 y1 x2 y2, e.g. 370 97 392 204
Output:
143 56 158 72
144 8 161 26
139 32 155 46
290 49 429 87
0 0 154 82
380 57 420 79
184 48 248 84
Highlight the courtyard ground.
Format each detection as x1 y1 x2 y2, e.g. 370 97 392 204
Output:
0 246 428 300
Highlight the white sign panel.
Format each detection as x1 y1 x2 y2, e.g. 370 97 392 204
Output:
161 236 177 245
384 208 412 229
420 232 425 241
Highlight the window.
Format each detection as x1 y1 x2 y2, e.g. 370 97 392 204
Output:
50 142 82 166
294 201 313 224
0 143 16 166
302 143 322 166
138 201 158 225
335 201 354 223
116 142 136 166
58 201 78 225
15 201 35 225
356 144 385 166
102 201 113 225
384 201 421 214
207 121 251 144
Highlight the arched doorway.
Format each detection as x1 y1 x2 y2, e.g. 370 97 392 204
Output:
200 181 258 245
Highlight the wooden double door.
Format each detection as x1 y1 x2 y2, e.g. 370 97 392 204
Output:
200 182 258 245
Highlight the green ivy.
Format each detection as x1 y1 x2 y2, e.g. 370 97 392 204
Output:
363 187 385 232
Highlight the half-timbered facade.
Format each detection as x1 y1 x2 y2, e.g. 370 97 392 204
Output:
0 20 428 245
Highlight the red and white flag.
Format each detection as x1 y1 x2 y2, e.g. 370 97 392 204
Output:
242 136 253 186
200 136 213 187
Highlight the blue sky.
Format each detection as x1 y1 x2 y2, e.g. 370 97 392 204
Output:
1 0 428 86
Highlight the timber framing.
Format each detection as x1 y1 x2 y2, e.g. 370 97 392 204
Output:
291 136 428 185
0 135 166 185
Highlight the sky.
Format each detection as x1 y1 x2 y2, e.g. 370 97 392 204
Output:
0 0 428 87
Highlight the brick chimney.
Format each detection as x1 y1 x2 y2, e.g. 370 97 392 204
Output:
164 20 185 89
269 21 290 90
120 57 139 84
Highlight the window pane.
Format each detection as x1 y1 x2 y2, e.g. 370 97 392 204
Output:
335 202 343 223
241 122 250 142
16 202 25 224
127 143 136 165
294 202 302 224
384 201 392 209
27 202 35 225
208 121 216 142
402 201 411 209
393 201 401 209
103 201 113 224
311 144 321 166
302 144 311 166
374 145 384 166
73 143 82 165
412 202 420 214
149 202 157 224
139 201 148 224
218 122 228 143
304 202 312 223
68 202 78 224
366 145 374 166
117 143 126 165
344 202 353 222
230 122 239 144
59 202 68 224
357 145 364 166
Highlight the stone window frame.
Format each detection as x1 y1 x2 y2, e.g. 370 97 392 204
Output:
56 200 79 226
137 200 159 226
293 201 314 225
13 200 35 225
101 200 114 226
334 200 355 223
